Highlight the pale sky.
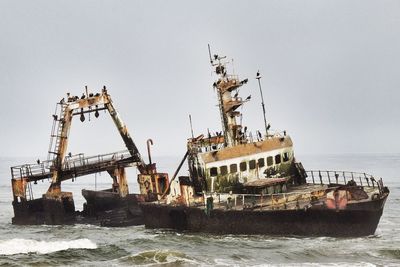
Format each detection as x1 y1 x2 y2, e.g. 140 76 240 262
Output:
0 0 399 160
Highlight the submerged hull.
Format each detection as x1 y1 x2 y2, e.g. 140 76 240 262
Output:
140 194 388 237
81 189 145 227
12 189 145 226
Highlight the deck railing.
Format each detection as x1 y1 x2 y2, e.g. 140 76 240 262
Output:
11 161 52 180
305 170 379 188
200 190 325 211
11 149 133 180
62 150 132 171
195 170 386 210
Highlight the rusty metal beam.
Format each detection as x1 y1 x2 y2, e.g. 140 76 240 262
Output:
44 87 146 195
103 91 148 173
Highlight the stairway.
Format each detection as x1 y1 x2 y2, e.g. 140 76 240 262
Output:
47 103 67 167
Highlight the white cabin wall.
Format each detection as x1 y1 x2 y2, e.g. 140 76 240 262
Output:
200 147 294 192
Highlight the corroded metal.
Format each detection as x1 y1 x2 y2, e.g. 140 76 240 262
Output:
139 50 390 236
147 139 153 165
44 87 147 196
10 88 168 226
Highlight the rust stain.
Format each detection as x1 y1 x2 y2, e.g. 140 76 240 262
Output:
11 178 28 199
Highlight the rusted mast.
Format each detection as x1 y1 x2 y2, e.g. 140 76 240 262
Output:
47 102 73 195
210 52 248 147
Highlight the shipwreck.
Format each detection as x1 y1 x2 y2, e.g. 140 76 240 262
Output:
9 50 389 236
139 50 390 236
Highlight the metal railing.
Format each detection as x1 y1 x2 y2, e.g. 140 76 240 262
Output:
62 150 132 171
11 149 133 180
200 189 325 211
194 170 386 211
11 161 52 180
305 170 379 188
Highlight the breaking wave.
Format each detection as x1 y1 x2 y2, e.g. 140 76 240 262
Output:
120 250 198 265
379 249 400 259
0 238 97 255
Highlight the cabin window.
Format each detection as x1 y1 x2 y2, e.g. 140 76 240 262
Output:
220 165 228 175
283 152 290 162
230 164 237 173
275 154 281 164
210 167 218 176
249 160 256 170
258 158 265 168
240 162 247 172
267 156 273 166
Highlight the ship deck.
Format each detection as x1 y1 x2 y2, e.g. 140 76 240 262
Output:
186 182 383 212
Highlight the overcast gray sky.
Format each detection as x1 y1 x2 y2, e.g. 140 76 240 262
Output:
0 0 399 159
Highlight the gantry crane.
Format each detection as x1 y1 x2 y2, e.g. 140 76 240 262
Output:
11 87 168 225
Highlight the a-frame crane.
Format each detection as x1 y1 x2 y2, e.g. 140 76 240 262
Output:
11 87 168 225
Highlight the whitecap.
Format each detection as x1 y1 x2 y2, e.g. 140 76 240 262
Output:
0 238 97 255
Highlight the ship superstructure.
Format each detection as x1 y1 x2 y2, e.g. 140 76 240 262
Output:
188 53 304 195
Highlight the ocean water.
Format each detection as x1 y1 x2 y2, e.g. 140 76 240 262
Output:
0 154 399 266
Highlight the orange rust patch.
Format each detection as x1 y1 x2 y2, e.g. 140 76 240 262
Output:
12 178 28 198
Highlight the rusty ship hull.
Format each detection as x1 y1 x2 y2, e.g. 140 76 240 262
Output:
11 190 145 226
137 50 390 237
140 193 388 236
80 189 144 227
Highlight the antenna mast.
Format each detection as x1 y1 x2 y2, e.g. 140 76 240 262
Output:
208 45 248 147
208 44 214 65
256 71 269 136
189 114 195 139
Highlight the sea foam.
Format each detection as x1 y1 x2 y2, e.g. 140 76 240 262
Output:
0 238 97 255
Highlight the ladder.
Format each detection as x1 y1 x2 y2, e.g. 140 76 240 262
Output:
47 103 67 167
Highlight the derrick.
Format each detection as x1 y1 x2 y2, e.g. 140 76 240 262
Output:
10 87 168 226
